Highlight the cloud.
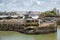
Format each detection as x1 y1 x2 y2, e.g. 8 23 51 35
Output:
0 0 60 11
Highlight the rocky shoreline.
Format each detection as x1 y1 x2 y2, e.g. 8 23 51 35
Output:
19 24 57 34
0 26 57 34
0 19 57 34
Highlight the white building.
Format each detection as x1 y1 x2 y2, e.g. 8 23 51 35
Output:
28 11 41 19
54 8 60 15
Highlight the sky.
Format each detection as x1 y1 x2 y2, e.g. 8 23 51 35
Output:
0 0 60 12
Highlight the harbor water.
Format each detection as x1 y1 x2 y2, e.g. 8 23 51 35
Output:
0 31 56 40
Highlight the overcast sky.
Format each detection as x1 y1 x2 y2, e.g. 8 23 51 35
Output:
0 0 60 12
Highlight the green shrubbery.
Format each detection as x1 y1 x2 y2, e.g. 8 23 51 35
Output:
41 10 56 17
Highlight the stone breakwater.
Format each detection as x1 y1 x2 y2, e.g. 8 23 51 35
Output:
0 19 57 34
56 17 60 25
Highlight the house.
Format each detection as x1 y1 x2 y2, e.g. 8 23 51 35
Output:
24 11 41 19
